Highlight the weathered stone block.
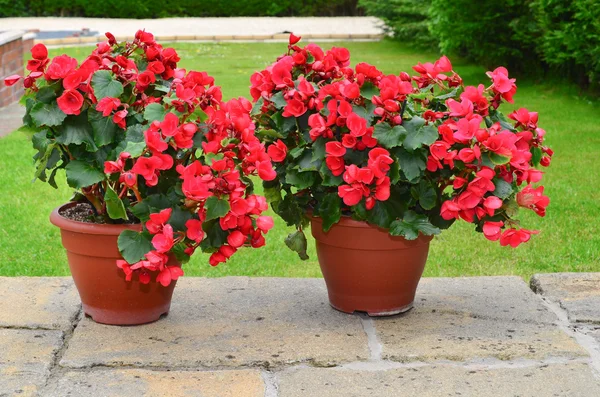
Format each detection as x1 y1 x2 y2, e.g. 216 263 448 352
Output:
0 329 63 396
0 277 80 330
531 273 600 324
277 363 600 397
45 368 264 397
61 278 369 368
417 276 557 324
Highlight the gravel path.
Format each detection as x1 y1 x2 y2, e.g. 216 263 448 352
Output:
0 17 383 38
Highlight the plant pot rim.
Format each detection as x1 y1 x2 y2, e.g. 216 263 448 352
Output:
50 202 141 236
310 213 434 242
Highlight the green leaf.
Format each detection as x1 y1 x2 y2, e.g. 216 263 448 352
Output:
204 196 230 221
130 201 151 222
91 70 124 100
352 103 376 124
168 207 194 232
277 193 305 227
489 152 510 165
88 110 118 147
171 242 191 264
360 81 379 99
411 180 437 210
33 143 57 181
318 193 342 232
289 147 304 159
389 161 401 184
269 92 287 109
143 103 167 123
531 147 542 166
488 109 516 132
118 230 153 264
35 85 59 104
270 111 296 136
285 230 309 260
319 161 343 186
389 211 440 240
285 168 318 189
105 185 128 220
251 97 265 116
122 140 146 158
200 219 228 251
373 123 406 149
364 190 408 229
65 160 104 188
493 179 514 199
395 147 427 182
264 183 283 206
257 128 284 139
402 117 438 151
55 113 97 151
125 124 145 142
296 149 322 172
30 102 66 127
312 137 326 162
434 87 459 101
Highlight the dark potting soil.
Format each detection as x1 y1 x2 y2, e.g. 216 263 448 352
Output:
59 203 139 224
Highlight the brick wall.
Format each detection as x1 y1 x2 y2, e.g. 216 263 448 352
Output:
0 32 31 109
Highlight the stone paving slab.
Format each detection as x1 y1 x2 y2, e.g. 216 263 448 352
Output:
0 328 64 397
374 310 587 363
277 362 600 397
531 273 600 324
0 277 80 330
374 276 587 363
60 277 369 369
45 369 264 396
416 276 557 324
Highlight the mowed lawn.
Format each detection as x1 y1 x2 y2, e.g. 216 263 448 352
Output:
0 40 598 279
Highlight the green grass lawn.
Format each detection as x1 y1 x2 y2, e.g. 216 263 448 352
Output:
1 40 598 279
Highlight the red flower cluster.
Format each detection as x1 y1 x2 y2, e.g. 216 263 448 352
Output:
424 63 551 247
250 34 553 251
7 31 275 285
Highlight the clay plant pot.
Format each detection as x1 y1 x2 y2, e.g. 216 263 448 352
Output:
311 216 433 316
50 202 179 325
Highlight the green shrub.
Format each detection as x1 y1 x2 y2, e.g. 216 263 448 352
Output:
359 0 436 49
533 0 600 87
1 0 360 18
428 0 539 72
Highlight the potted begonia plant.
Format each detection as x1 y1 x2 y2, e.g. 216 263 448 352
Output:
5 31 276 325
252 35 553 316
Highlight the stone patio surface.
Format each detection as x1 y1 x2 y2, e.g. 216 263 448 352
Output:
1 274 599 396
0 17 384 46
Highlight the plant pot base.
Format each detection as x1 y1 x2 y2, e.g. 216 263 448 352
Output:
311 216 432 319
327 293 415 316
82 304 171 326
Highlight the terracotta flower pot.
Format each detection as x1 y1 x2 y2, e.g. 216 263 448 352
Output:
50 203 179 325
311 216 433 316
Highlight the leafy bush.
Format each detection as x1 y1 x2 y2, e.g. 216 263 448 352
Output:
1 0 360 18
359 0 436 49
532 0 600 87
428 0 539 72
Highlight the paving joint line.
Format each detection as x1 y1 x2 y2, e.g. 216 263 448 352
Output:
261 370 279 397
358 313 382 361
539 296 600 379
40 304 83 393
